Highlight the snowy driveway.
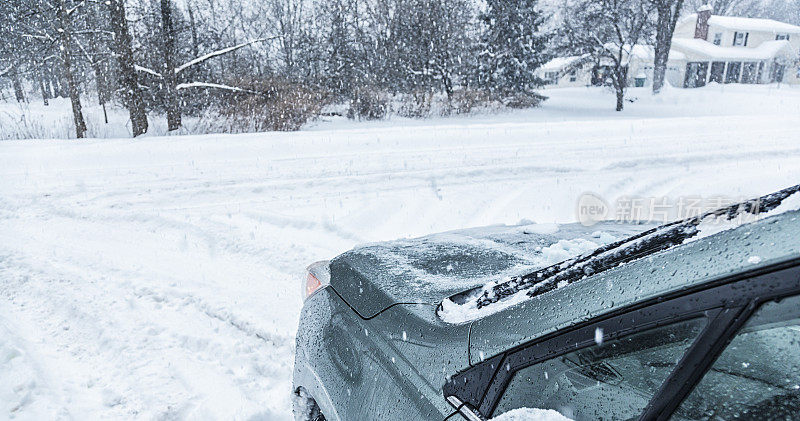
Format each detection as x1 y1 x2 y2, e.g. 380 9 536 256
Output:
2 87 800 419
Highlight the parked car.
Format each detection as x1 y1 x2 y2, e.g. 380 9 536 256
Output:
292 185 800 421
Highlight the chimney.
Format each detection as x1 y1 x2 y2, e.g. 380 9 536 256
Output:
695 5 713 40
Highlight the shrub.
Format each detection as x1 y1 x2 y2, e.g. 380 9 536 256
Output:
442 89 500 115
398 89 433 118
209 77 327 132
502 92 548 109
347 87 388 120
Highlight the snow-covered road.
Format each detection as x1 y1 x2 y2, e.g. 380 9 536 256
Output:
2 86 800 419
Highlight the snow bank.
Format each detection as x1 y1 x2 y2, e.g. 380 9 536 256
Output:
3 84 800 140
0 320 58 419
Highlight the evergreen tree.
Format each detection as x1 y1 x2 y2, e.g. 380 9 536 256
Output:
477 0 550 95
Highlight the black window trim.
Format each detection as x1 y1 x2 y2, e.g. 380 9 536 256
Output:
479 303 719 416
443 258 800 420
642 262 800 419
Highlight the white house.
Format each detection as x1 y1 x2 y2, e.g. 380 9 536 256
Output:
537 55 593 87
539 7 800 88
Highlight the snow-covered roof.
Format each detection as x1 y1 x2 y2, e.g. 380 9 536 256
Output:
538 55 588 72
671 38 797 60
600 43 687 63
683 13 800 34
627 44 687 61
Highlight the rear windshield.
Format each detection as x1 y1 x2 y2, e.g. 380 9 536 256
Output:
672 294 800 420
493 318 707 420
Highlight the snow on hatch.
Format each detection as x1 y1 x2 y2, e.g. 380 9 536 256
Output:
438 184 800 324
490 408 574 421
334 222 645 318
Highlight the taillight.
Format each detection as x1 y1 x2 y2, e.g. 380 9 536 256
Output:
303 261 330 301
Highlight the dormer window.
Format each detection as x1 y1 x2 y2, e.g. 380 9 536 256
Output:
733 31 749 46
776 33 790 41
713 33 723 45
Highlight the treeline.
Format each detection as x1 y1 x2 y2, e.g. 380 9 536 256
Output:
1 0 797 137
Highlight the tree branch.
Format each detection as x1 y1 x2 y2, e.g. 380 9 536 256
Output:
0 65 14 78
173 36 279 74
175 81 258 93
135 65 163 78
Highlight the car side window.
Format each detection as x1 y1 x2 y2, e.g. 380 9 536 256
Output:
672 294 800 420
492 317 707 420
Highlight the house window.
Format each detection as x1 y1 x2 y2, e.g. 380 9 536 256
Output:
726 62 742 83
771 62 786 83
713 32 723 45
544 72 558 84
741 62 758 83
733 31 748 46
684 62 709 88
569 70 577 82
709 61 725 83
776 33 790 41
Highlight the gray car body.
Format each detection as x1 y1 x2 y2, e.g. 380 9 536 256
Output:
292 208 800 420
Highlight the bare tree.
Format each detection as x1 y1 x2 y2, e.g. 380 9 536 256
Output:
57 0 87 138
81 3 113 122
0 1 29 103
652 0 684 93
108 0 149 136
9 66 26 103
160 0 182 131
36 62 51 106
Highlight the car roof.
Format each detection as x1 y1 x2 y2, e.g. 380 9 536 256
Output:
468 208 800 364
329 221 656 318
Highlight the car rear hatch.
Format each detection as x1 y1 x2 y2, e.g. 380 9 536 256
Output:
465 185 800 365
328 222 656 319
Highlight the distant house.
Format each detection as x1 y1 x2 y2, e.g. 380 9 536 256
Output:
540 7 800 88
670 7 800 87
537 55 592 87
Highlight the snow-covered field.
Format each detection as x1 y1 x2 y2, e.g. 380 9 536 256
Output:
2 85 800 420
